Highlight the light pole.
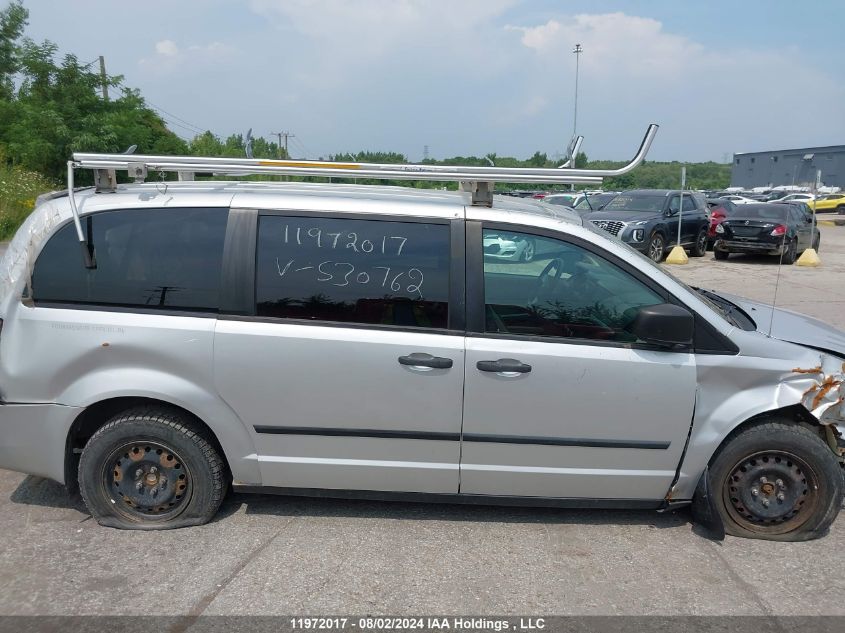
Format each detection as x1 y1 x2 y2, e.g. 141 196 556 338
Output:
572 43 583 141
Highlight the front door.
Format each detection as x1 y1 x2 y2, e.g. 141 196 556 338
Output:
460 225 697 500
215 212 465 493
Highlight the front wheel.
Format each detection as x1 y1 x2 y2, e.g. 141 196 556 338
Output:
79 407 226 530
709 421 842 541
690 227 708 257
647 232 666 263
713 248 729 260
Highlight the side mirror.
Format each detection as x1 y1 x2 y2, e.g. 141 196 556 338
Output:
664 208 678 217
631 303 694 349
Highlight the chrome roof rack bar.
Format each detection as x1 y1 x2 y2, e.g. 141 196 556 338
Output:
72 123 658 190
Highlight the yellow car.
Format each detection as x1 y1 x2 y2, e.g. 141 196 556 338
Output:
810 193 845 213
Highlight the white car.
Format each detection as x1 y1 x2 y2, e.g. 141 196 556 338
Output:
779 193 815 203
482 232 537 261
720 195 757 205
543 193 582 207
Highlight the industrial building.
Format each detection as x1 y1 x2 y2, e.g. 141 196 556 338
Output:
731 144 845 190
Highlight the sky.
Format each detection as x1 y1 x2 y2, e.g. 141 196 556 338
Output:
21 0 845 163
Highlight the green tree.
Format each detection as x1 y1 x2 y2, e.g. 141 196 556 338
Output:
0 0 26 98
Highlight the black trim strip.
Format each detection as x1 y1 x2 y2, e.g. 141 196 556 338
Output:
230 485 670 509
252 425 669 449
253 426 460 442
462 433 670 450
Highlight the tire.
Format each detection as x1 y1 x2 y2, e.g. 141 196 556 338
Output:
781 238 797 265
709 421 842 541
79 407 226 530
647 231 666 263
690 227 708 257
837 205 845 215
520 238 536 262
813 233 821 251
713 248 729 261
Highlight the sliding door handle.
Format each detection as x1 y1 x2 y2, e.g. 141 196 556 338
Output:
476 358 532 374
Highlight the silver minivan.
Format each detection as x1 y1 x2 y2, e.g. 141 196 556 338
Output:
0 149 843 540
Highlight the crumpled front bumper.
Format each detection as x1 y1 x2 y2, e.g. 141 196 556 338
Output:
790 355 845 455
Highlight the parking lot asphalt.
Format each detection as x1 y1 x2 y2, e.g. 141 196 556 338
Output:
1 227 844 617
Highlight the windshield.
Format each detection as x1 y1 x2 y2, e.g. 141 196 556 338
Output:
575 193 616 210
602 194 667 212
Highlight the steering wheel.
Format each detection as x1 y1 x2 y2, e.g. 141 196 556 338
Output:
531 258 565 305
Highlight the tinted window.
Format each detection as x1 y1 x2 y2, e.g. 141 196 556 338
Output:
483 229 663 343
681 196 697 212
604 195 666 212
256 216 449 328
32 208 229 311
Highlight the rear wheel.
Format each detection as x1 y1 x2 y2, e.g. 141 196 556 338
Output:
709 421 842 541
813 233 821 251
79 407 226 530
713 248 729 261
690 227 708 257
781 238 797 264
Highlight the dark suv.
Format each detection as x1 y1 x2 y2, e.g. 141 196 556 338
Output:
584 189 710 262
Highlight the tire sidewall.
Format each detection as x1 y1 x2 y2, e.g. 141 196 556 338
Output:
710 423 843 541
79 415 223 530
648 232 665 262
690 227 708 257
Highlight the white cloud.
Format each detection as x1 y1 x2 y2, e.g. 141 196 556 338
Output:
154 39 179 57
139 39 238 74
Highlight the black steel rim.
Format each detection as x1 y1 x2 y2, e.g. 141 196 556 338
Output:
697 231 707 252
102 440 193 521
723 450 820 535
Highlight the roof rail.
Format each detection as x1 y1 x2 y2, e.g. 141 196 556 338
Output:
66 124 658 265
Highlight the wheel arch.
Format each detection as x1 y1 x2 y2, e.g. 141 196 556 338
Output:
707 403 834 466
64 396 241 497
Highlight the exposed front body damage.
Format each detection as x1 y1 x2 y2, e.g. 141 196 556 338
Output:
672 297 845 501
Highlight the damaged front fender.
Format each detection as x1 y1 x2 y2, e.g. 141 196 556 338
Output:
792 358 845 438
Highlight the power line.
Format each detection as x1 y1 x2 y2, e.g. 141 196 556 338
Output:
270 131 295 158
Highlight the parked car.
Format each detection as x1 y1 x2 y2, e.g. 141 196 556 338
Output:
483 231 537 261
713 202 820 263
573 192 619 212
719 194 758 205
809 193 845 214
543 192 581 207
705 198 738 248
778 193 815 204
585 189 710 262
1 159 843 541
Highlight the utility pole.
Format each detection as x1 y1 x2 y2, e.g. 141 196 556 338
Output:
572 44 583 140
98 55 109 102
270 131 294 159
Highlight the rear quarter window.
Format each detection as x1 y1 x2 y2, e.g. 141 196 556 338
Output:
31 207 229 312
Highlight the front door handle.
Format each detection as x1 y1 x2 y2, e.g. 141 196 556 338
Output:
398 353 453 369
476 358 532 374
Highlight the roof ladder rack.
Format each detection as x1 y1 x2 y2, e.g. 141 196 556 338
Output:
66 123 658 256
